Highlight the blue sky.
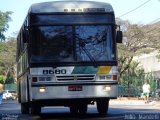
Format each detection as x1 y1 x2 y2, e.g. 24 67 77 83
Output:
0 0 160 37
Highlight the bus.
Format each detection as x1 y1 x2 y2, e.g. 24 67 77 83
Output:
16 1 122 115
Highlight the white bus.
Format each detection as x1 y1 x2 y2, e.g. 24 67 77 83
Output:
16 1 122 115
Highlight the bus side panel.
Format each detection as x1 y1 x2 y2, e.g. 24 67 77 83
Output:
17 78 21 103
18 72 30 103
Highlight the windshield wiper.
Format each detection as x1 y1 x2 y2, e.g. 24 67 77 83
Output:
78 39 98 67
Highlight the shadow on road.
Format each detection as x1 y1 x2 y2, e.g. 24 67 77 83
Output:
34 112 123 120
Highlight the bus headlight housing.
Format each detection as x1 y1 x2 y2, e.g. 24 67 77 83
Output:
103 85 111 91
38 77 52 82
99 75 106 80
39 86 46 92
97 75 112 81
96 75 118 81
32 76 55 82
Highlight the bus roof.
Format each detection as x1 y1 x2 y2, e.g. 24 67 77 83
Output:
29 1 114 13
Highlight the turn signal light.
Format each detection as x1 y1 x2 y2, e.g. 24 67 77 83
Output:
32 77 37 82
112 75 117 80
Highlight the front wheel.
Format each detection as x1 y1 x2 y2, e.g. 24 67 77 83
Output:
31 104 41 115
79 104 88 114
21 103 30 114
96 99 109 115
70 105 78 114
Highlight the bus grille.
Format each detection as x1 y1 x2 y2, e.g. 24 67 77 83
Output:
56 75 95 81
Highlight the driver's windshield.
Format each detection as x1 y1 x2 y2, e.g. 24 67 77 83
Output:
31 25 115 63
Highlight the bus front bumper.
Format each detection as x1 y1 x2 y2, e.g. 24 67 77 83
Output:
30 83 118 100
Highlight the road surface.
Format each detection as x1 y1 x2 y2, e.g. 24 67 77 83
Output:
0 100 160 120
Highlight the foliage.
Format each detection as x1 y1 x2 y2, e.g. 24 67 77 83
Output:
0 37 16 84
5 74 15 84
116 18 160 77
120 60 156 95
0 10 14 84
145 73 157 93
120 61 144 87
0 75 6 84
117 19 160 95
0 11 12 41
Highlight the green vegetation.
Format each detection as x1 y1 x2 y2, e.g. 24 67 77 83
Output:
0 37 16 84
120 60 156 95
117 19 160 77
117 19 160 96
0 11 16 84
0 11 12 41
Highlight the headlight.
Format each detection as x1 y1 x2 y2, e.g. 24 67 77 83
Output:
103 86 111 91
39 77 45 82
99 75 106 80
39 86 46 92
38 76 54 82
97 75 112 81
106 75 112 80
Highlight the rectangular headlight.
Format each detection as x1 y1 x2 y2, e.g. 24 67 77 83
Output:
38 77 52 82
106 75 112 80
99 75 106 80
39 77 45 82
98 75 112 81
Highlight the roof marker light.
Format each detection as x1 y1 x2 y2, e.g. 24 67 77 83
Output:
64 9 68 12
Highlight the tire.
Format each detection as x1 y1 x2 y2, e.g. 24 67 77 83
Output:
79 104 88 114
17 81 21 103
96 99 109 115
21 103 30 114
70 105 78 114
31 105 41 115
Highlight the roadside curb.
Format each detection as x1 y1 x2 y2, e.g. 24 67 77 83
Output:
153 101 160 107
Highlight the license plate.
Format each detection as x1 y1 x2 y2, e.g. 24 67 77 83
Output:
68 85 82 91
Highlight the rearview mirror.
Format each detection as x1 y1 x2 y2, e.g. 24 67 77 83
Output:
116 31 123 43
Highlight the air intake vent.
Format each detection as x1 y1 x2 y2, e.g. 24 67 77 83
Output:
56 75 95 81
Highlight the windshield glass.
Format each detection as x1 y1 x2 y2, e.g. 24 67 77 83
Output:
31 25 115 63
30 14 115 63
31 26 73 61
76 25 113 61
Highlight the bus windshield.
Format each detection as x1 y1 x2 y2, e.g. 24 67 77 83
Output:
30 14 115 63
31 25 115 63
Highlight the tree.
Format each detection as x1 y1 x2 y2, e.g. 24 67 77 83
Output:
0 37 16 84
116 19 160 97
0 75 6 84
116 18 160 77
0 11 12 41
145 22 160 59
120 61 144 86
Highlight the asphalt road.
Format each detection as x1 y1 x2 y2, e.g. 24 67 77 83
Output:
1 100 160 120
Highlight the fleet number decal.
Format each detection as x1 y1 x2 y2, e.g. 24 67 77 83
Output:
43 69 67 74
